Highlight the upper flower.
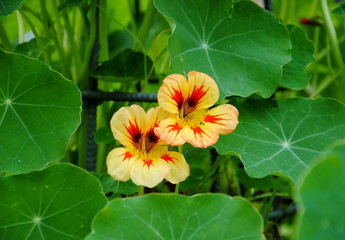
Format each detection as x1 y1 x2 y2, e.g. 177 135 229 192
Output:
154 71 239 148
107 105 189 188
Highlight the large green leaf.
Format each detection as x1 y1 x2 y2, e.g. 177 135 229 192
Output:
280 25 314 89
0 0 23 16
0 163 107 240
86 194 265 240
294 143 345 240
215 98 345 183
0 49 81 174
155 0 291 99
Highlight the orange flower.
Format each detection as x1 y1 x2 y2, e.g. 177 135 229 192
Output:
155 71 239 148
106 105 189 188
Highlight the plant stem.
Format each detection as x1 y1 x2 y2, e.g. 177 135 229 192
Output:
0 20 11 51
138 185 145 196
16 11 25 43
263 182 277 229
175 145 184 194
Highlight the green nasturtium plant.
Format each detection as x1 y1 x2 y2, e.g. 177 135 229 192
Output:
0 0 344 239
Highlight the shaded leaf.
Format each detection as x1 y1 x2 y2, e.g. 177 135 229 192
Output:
0 49 81 174
332 4 345 16
0 0 23 16
215 98 345 183
92 127 114 144
0 163 107 239
155 0 291 99
86 194 265 240
58 0 84 11
294 143 345 239
90 49 152 82
97 173 138 195
280 25 314 89
14 38 49 59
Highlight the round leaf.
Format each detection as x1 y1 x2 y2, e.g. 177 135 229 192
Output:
0 49 81 174
155 0 291 99
97 173 138 195
0 163 107 239
0 0 23 16
280 25 314 89
215 98 345 183
86 194 264 240
294 143 345 240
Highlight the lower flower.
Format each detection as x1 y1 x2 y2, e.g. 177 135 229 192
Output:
106 105 190 188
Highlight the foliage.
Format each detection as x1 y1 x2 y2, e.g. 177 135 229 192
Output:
0 0 344 239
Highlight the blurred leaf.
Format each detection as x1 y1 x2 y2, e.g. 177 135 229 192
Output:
179 167 204 190
332 4 345 16
93 127 114 144
58 0 84 11
90 49 153 82
0 163 107 239
237 169 275 191
155 0 291 99
0 0 23 16
86 194 265 240
0 49 81 174
294 143 345 240
97 173 138 195
14 38 49 59
215 98 345 183
108 31 134 58
280 25 314 89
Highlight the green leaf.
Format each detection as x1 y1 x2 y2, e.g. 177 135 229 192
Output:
86 194 265 240
155 0 291 99
0 49 81 174
0 0 23 16
0 163 107 239
294 143 345 240
332 4 345 16
14 38 49 59
90 49 153 82
280 25 314 89
97 173 138 195
92 127 114 144
58 0 84 11
237 169 275 191
215 98 345 183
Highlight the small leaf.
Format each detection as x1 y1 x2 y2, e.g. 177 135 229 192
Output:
0 163 107 239
332 4 345 16
58 0 84 11
97 173 138 195
0 0 23 16
90 49 153 82
14 38 49 59
294 143 345 240
0 49 81 174
92 127 114 144
237 169 275 191
86 194 265 240
155 0 291 99
280 25 314 89
215 98 345 183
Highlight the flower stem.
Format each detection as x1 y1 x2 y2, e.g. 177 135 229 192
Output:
138 186 145 196
175 145 184 194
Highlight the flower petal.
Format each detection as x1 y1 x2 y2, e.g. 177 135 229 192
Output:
160 151 190 184
203 104 239 135
157 74 189 114
154 118 186 146
130 155 170 188
106 147 136 182
110 105 147 148
181 125 219 148
186 71 219 113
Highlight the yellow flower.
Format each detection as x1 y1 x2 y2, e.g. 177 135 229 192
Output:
107 105 190 188
155 71 239 148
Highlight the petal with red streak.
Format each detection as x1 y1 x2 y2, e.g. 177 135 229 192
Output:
110 105 147 148
157 74 189 114
186 71 219 113
203 104 239 135
154 118 186 146
181 125 219 148
106 147 136 181
161 151 190 184
130 155 170 188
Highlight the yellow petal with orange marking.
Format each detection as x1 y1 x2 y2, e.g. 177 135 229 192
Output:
154 118 186 146
106 147 136 182
186 71 219 113
110 105 147 148
161 151 190 184
130 155 170 188
181 125 219 148
157 74 189 114
203 104 239 135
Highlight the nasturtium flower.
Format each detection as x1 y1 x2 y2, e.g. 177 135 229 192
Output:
155 71 239 148
107 105 190 188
